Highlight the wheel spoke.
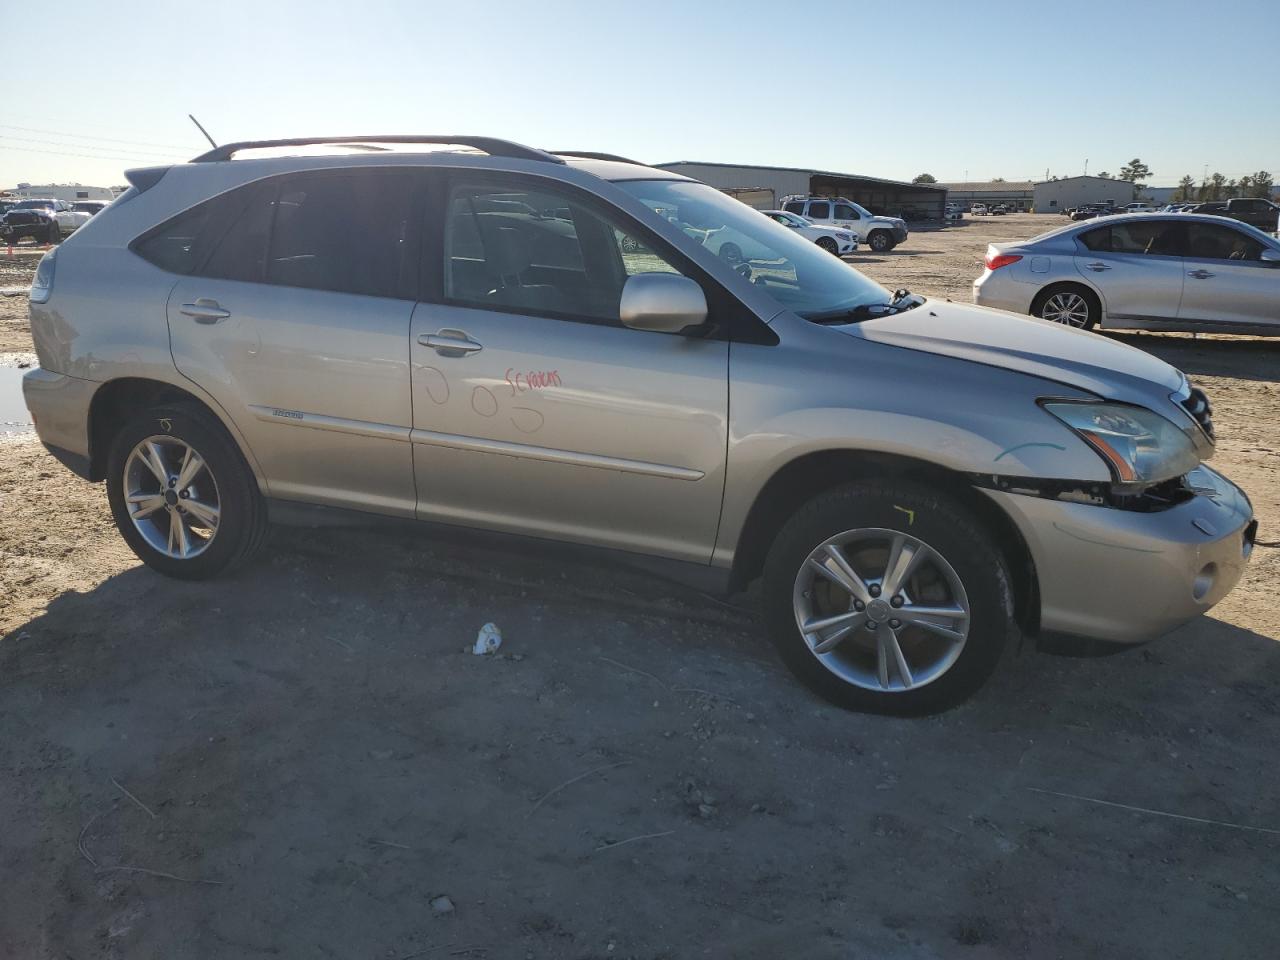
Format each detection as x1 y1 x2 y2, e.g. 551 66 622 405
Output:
141 441 169 484
882 536 930 597
127 493 166 519
882 623 914 688
183 498 220 528
807 544 872 603
175 448 205 490
169 510 191 557
875 625 891 688
808 612 868 655
901 603 967 623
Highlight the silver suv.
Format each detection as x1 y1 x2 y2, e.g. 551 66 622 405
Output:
23 135 1256 714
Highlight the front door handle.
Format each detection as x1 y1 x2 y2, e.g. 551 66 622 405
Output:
1085 261 1112 272
418 329 483 357
1188 269 1215 279
180 298 231 324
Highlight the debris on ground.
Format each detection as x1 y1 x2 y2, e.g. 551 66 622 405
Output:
472 622 502 655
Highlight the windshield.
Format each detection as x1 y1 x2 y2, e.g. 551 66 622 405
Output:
617 180 892 319
14 200 54 209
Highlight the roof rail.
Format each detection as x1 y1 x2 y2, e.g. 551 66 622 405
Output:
552 151 645 165
191 135 566 164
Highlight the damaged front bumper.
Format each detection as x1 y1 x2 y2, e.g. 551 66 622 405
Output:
983 464 1254 643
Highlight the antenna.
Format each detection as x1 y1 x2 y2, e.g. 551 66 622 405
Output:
188 114 217 149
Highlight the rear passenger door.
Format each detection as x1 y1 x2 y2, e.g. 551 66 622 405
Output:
407 173 729 563
1177 222 1280 330
1073 219 1185 323
153 167 424 516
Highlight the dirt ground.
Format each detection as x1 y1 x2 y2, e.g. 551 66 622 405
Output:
2 219 1278 959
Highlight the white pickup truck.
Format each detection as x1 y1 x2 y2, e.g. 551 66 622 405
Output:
0 198 92 244
779 195 908 252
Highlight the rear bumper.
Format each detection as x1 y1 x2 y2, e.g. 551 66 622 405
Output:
972 270 1037 315
984 465 1254 643
22 367 95 475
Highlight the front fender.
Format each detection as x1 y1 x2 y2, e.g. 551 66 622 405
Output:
714 315 1108 565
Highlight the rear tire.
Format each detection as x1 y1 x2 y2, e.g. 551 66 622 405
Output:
762 480 1014 715
868 230 892 252
1031 283 1100 330
105 403 268 579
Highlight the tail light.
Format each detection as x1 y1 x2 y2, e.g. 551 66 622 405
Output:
30 246 58 303
985 252 1023 271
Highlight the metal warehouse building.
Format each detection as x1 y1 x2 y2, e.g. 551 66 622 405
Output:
1032 176 1136 213
938 180 1035 212
656 162 948 221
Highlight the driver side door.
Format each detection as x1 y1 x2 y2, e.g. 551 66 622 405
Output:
408 174 730 563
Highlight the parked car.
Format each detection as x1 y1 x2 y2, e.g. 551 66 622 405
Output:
1181 200 1276 230
974 213 1280 335
779 195 907 252
971 203 989 216
1 198 91 244
22 135 1253 715
71 200 110 216
761 210 859 255
991 204 1009 216
1069 203 1113 221
1120 203 1157 214
943 203 963 222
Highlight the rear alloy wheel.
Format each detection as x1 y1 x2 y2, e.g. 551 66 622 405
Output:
816 236 839 255
106 404 268 579
1033 285 1098 330
763 481 1014 715
868 230 892 252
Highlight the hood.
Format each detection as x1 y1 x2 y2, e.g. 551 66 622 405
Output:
850 300 1183 402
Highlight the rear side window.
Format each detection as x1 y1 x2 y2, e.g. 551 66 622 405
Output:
133 169 417 299
1081 220 1182 255
807 201 830 219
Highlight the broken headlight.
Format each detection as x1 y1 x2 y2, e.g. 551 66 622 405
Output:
1042 401 1200 485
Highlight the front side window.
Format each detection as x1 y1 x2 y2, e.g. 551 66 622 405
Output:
834 204 859 219
783 201 805 215
444 181 685 324
617 180 891 321
807 201 831 219
1185 223 1264 262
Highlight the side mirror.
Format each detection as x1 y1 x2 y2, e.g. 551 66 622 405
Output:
1261 248 1280 265
620 273 708 334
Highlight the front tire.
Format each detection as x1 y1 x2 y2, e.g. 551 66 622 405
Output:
106 403 268 579
1031 284 1099 330
762 481 1014 715
816 236 839 255
868 230 892 252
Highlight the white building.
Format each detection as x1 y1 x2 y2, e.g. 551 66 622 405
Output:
7 182 116 202
1032 176 1135 213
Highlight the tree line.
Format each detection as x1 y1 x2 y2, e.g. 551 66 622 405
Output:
914 159 1274 200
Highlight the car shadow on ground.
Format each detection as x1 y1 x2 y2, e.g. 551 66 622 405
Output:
1104 331 1280 382
3 527 1279 956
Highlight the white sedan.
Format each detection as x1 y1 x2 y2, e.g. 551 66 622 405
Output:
761 210 859 256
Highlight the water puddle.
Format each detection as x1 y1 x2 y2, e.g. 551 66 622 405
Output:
0 358 35 435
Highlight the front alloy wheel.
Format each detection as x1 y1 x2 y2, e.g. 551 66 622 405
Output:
793 528 970 693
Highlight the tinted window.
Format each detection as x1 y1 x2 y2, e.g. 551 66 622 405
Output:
783 201 805 214
1109 219 1182 255
834 204 858 219
265 171 415 298
134 202 218 274
1079 226 1112 251
1185 223 1264 262
444 182 686 324
807 201 830 219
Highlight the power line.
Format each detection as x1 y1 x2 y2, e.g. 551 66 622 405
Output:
0 134 190 161
0 142 181 164
0 122 194 153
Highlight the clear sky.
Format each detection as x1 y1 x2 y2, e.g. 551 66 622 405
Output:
5 0 1278 190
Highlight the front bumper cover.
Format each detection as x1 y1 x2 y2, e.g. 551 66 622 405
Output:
984 465 1254 643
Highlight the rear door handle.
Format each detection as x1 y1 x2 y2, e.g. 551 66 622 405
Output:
1085 261 1112 272
418 329 483 356
180 298 231 324
1188 269 1215 279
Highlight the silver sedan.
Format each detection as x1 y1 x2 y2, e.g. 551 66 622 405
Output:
973 213 1280 334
